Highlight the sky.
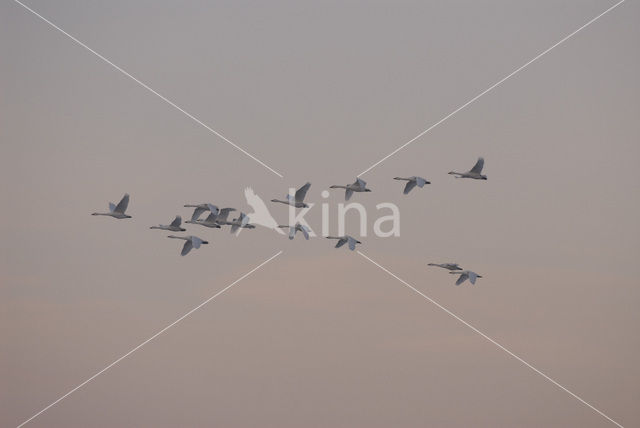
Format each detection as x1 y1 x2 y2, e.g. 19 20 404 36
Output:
1 0 639 426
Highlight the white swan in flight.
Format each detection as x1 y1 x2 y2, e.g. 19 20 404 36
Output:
271 182 311 208
167 235 208 256
329 178 371 200
185 208 222 229
326 235 361 251
210 207 236 226
184 203 218 221
427 262 462 271
92 193 131 219
394 176 430 194
449 157 487 180
244 187 284 234
229 212 256 234
150 215 185 231
278 223 310 240
449 270 483 285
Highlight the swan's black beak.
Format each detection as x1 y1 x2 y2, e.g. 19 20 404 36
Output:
202 241 209 245
365 189 372 192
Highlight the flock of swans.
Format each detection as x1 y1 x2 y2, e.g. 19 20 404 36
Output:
92 157 487 284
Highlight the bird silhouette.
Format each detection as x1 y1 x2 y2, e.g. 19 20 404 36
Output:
244 187 284 234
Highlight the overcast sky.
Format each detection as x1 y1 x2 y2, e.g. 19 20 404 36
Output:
1 0 639 427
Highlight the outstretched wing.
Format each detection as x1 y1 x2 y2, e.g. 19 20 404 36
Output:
204 211 218 222
455 273 468 286
300 225 310 240
468 271 477 284
230 224 239 234
240 212 250 227
207 204 219 217
191 236 204 249
345 189 353 200
191 207 207 221
295 182 311 203
356 177 366 188
347 236 357 251
170 216 182 227
403 181 417 195
470 157 484 174
288 227 295 240
245 187 268 211
114 193 129 214
335 238 346 248
181 240 193 256
216 208 235 223
108 202 116 212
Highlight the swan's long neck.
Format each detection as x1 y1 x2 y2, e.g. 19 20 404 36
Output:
330 185 347 189
272 199 289 204
92 212 110 216
394 177 410 181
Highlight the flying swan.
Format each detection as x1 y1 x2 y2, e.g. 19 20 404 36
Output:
150 215 185 231
185 205 222 229
326 235 361 251
449 157 487 180
394 176 431 194
167 235 209 256
271 182 311 208
449 270 483 286
278 223 311 240
427 262 462 271
184 203 218 221
329 178 371 200
91 193 131 219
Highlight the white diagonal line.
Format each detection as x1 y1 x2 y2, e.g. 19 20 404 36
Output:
14 0 284 178
358 0 625 177
15 250 283 428
357 251 624 428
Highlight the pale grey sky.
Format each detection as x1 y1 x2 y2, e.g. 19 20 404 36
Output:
1 0 639 427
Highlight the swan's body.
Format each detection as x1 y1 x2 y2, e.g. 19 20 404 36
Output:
167 235 208 256
330 178 371 200
450 270 482 285
394 176 430 194
278 223 310 240
185 209 222 228
449 157 487 180
92 193 131 219
271 182 311 208
244 187 284 234
229 212 256 234
428 262 462 271
326 235 361 251
150 215 185 231
184 203 218 221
